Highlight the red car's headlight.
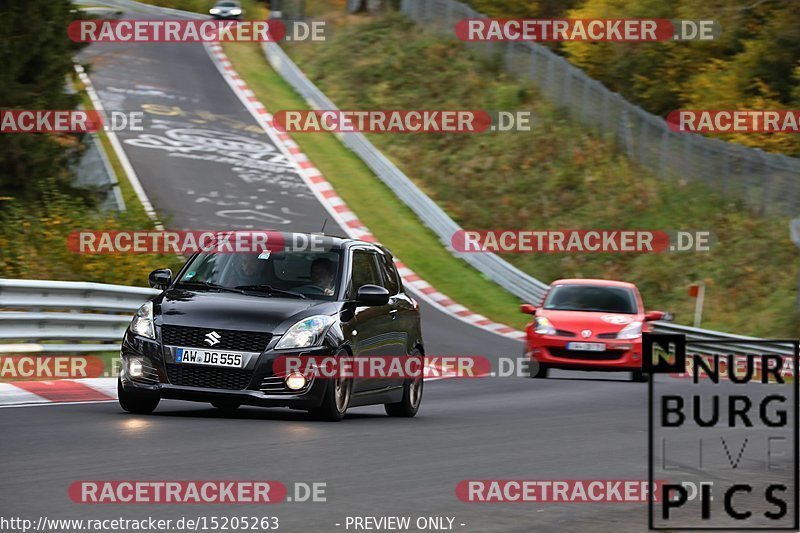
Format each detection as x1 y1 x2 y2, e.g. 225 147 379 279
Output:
534 317 557 335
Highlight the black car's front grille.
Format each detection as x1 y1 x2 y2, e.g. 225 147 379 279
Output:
166 364 254 390
548 348 623 361
161 325 271 353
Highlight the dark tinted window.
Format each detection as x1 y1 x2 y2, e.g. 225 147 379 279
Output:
177 249 342 300
350 251 381 295
377 253 400 294
543 285 637 314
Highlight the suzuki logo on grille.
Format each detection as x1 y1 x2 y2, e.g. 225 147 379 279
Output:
581 329 592 338
204 331 221 346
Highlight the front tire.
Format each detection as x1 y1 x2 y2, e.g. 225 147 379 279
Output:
385 376 423 418
309 351 352 422
118 378 159 414
529 360 549 378
385 350 424 417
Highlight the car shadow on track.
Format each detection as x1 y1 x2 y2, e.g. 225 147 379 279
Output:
121 405 390 422
544 374 642 383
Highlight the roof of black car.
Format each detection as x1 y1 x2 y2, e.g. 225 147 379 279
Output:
280 232 379 250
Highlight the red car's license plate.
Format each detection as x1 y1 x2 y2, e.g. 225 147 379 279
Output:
566 342 606 352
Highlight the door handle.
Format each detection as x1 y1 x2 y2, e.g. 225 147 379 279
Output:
389 309 398 319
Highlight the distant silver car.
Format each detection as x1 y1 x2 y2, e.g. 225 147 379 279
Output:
209 0 244 20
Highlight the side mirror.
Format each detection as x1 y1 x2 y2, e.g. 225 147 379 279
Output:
645 310 673 322
356 284 390 306
520 304 537 315
149 268 173 290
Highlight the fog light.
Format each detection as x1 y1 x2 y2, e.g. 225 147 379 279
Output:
285 372 307 390
128 358 143 378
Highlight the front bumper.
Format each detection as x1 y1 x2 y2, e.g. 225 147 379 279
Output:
527 336 643 370
119 331 333 410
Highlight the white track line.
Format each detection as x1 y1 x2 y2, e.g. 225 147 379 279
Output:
74 64 164 230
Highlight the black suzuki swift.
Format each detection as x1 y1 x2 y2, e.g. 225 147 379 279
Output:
118 234 424 421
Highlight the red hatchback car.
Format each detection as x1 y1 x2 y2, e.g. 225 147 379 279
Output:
521 279 670 381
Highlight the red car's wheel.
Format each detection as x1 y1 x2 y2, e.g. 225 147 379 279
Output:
528 360 549 379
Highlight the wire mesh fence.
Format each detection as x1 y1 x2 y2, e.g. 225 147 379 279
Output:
400 0 800 217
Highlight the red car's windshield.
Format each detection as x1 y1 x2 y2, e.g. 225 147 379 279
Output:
543 285 638 314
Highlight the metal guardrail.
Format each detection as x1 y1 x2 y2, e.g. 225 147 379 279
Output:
0 279 157 353
0 312 132 341
652 322 794 357
64 0 792 356
0 279 792 357
0 279 158 312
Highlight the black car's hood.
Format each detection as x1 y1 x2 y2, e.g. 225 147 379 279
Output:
155 288 341 334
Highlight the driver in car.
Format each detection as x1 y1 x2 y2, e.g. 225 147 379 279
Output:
310 258 336 296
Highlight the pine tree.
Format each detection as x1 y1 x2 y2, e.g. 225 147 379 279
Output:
0 0 87 200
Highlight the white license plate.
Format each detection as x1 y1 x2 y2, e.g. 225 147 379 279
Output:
175 348 245 368
566 342 606 352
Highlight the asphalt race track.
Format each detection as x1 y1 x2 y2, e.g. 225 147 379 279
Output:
0 10 678 533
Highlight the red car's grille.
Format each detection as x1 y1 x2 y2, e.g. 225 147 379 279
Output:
548 348 623 361
554 329 577 337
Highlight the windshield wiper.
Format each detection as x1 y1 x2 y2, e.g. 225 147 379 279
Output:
176 281 244 294
233 284 306 299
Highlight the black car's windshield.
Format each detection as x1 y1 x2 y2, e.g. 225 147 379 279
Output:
216 1 238 6
177 249 343 300
543 285 638 314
